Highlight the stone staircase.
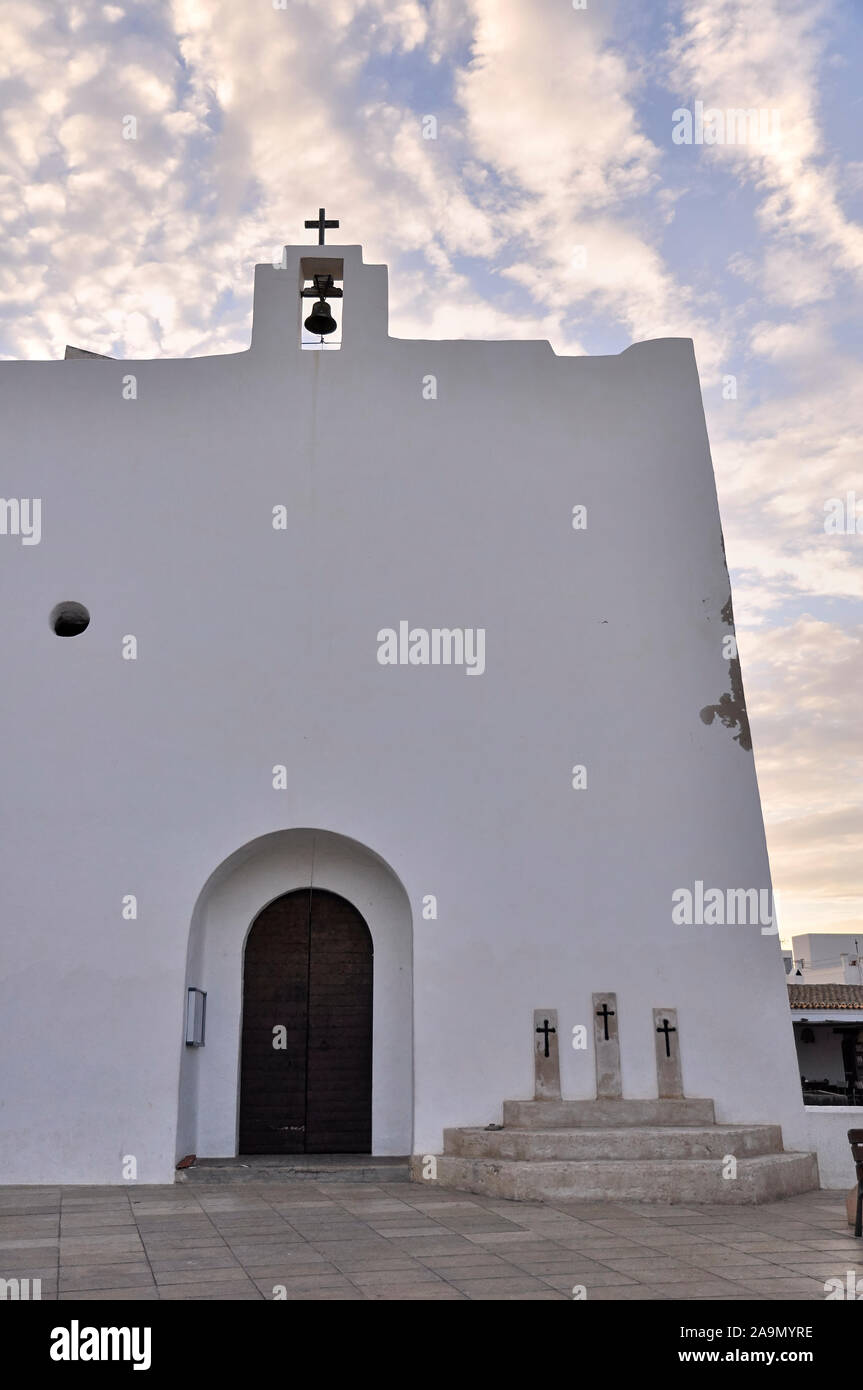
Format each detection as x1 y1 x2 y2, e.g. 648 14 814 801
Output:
417 1099 818 1204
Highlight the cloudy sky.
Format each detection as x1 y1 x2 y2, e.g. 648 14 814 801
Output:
2 0 861 946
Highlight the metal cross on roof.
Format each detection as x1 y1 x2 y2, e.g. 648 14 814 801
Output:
304 207 339 245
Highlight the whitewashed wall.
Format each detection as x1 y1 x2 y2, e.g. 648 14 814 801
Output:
798 1109 861 1189
0 245 811 1183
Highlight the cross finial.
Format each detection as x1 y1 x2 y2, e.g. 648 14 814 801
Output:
304 207 339 245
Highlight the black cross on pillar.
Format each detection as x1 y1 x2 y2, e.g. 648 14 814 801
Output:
536 1018 556 1058
656 1017 677 1058
304 207 339 245
596 1002 616 1041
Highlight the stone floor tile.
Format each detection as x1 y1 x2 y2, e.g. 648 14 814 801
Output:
148 1251 242 1272
262 1284 366 1295
476 1290 570 1300
236 1251 333 1270
210 1220 295 1237
550 1238 653 1254
59 1269 156 1292
154 1265 252 1286
264 1272 357 1290
446 1275 551 1295
418 1252 512 1270
132 1220 215 1237
250 1278 363 1299
128 1202 203 1216
655 1282 752 1298
724 1262 819 1279
337 1202 411 1215
682 1251 772 1269
514 1259 614 1278
383 1236 481 1254
60 1214 137 1231
59 1241 145 1266
582 1286 670 1300
403 1199 481 1212
462 1230 550 1245
228 1242 316 1261
290 1226 375 1243
0 1198 61 1215
59 1288 160 1301
141 1236 227 1253
595 1255 706 1276
0 1264 57 1281
797 1239 863 1252
365 1226 444 1239
543 1272 642 1291
732 1275 831 1293
60 1195 132 1207
329 1256 425 1273
362 1285 466 1300
0 1237 58 1253
783 1261 863 1277
350 1267 445 1286
768 1290 834 1300
244 1263 341 1280
159 1282 263 1300
0 1215 59 1234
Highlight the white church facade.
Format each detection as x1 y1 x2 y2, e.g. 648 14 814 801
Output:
0 232 822 1195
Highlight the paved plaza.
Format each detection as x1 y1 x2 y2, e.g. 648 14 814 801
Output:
1 1183 859 1301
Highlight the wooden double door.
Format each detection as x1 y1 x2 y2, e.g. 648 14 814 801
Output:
239 888 373 1154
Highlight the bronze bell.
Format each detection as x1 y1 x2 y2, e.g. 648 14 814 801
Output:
303 299 337 336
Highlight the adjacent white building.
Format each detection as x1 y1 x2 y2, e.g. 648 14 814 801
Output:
784 934 863 985
787 983 863 1189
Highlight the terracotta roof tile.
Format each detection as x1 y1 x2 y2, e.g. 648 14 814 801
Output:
788 983 863 1010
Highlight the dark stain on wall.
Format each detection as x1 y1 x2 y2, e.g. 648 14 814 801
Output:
699 594 753 752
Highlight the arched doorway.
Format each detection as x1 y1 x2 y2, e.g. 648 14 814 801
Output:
177 827 412 1160
239 888 373 1154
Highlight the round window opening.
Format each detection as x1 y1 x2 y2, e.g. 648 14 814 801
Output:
50 601 90 637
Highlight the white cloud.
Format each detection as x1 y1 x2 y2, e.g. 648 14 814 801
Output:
668 0 863 295
741 619 863 918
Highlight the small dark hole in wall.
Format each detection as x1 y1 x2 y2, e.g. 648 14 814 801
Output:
50 601 90 636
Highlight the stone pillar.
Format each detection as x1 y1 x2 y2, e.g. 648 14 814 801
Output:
592 992 622 1098
533 1009 561 1100
653 1007 683 1099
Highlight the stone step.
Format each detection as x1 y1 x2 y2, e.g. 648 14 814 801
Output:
502 1098 716 1129
425 1152 819 1204
177 1156 410 1184
444 1124 783 1161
